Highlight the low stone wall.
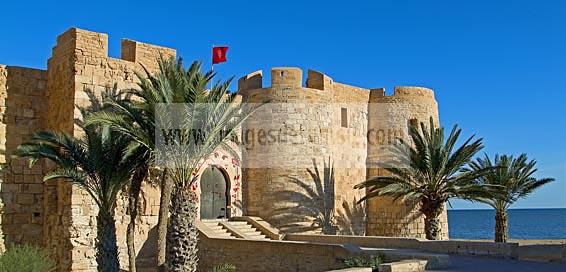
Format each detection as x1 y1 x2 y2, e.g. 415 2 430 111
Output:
516 243 566 262
286 234 519 258
197 235 355 272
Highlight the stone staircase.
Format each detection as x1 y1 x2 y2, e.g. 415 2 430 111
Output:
199 219 271 240
200 220 236 239
224 220 269 240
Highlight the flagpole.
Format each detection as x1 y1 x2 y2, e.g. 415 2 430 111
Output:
210 44 214 91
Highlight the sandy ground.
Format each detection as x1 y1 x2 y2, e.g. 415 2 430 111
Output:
434 255 566 272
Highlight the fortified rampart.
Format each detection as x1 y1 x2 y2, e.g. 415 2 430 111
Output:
0 28 447 271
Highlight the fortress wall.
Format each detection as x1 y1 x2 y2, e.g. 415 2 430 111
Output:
44 28 175 271
240 68 335 233
44 28 81 270
240 69 371 235
327 80 370 235
0 66 48 250
366 87 448 240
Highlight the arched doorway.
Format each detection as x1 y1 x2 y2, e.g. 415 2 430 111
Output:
200 165 230 219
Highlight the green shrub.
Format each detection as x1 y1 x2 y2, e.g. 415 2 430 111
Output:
343 254 384 271
0 245 54 272
210 263 236 272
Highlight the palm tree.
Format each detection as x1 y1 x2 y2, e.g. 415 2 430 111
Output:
467 154 554 242
355 118 490 240
86 59 214 270
17 120 141 272
157 73 257 272
88 58 259 271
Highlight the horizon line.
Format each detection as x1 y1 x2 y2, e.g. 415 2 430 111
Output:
448 207 566 211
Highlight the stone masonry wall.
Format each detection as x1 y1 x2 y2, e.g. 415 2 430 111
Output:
327 81 369 236
366 87 449 239
240 68 335 233
0 66 48 250
240 68 370 235
44 28 175 271
198 235 356 272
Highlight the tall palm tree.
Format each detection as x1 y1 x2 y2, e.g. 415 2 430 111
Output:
355 118 490 240
157 74 257 272
88 58 259 271
467 154 554 242
86 59 214 270
17 120 141 272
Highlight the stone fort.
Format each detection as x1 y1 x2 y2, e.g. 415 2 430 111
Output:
0 28 448 271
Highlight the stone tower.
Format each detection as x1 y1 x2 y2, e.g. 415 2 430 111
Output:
239 68 369 235
366 86 448 239
1 27 176 271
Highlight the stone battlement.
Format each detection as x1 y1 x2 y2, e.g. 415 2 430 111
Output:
51 28 176 71
238 67 336 91
370 86 435 101
238 67 436 105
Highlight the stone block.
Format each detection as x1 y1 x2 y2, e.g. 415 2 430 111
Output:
378 260 427 272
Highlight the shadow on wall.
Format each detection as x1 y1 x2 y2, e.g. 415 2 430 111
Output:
335 197 367 236
270 157 337 234
266 157 369 236
135 225 158 269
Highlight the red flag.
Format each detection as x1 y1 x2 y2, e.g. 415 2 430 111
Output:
212 46 228 64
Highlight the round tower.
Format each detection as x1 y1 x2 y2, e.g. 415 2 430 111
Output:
238 67 334 232
366 86 449 239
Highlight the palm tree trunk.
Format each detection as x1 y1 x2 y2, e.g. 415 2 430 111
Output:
495 209 509 243
157 169 172 270
96 209 119 272
422 201 443 240
127 165 148 272
166 188 199 272
424 214 441 240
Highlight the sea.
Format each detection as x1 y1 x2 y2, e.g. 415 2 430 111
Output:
448 208 566 240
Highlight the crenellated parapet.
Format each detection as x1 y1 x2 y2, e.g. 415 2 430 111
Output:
50 28 175 70
369 86 435 102
121 39 176 71
306 69 333 90
237 70 263 91
238 67 354 94
238 67 307 92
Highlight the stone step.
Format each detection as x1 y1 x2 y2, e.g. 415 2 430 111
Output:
231 226 259 232
207 225 224 230
240 231 263 236
224 223 267 238
247 234 268 240
226 221 249 226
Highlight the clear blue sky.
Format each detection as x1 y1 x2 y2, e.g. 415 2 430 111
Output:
1 1 564 209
